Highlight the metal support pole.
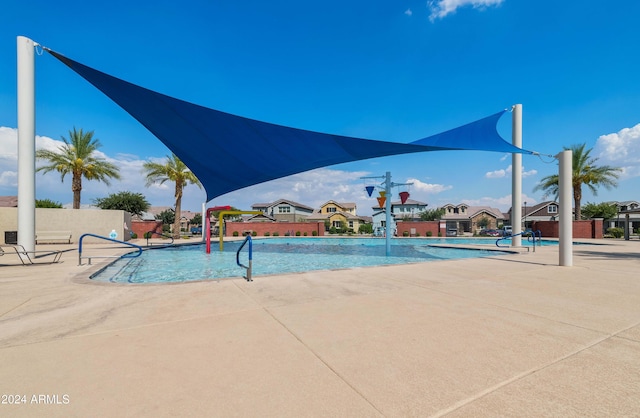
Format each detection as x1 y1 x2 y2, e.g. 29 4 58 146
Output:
511 104 522 247
558 150 573 266
17 36 36 253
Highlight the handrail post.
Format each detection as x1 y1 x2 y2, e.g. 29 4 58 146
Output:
236 235 253 281
78 233 143 266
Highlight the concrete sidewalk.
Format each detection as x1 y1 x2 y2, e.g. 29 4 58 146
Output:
1 240 639 417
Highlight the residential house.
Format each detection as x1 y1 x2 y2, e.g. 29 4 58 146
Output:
505 201 561 229
440 203 504 235
606 200 640 233
370 198 428 236
147 206 200 233
251 199 314 222
307 200 368 232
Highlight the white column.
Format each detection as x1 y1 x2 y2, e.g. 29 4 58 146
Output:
385 171 392 256
511 104 522 247
558 150 573 266
201 202 206 242
17 36 36 253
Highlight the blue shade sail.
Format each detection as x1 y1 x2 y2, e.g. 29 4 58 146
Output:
46 49 533 201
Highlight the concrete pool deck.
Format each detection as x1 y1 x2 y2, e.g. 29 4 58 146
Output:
1 239 639 417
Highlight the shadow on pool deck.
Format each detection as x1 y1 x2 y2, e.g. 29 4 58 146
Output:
1 240 639 417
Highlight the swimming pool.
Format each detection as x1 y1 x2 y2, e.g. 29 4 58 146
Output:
92 237 519 284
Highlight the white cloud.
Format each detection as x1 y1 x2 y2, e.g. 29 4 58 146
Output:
406 178 453 194
595 123 640 179
428 0 504 21
485 167 507 179
485 164 537 179
404 8 413 16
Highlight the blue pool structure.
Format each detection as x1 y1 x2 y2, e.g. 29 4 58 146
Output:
91 237 555 284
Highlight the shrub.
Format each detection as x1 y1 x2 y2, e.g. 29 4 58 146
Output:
284 231 290 236
415 232 420 237
273 232 279 236
264 232 270 236
143 231 153 239
426 231 433 237
437 231 442 237
329 226 337 234
130 232 138 239
607 227 624 238
403 231 409 237
251 231 257 236
232 231 239 237
312 230 318 236
295 231 301 236
303 232 308 236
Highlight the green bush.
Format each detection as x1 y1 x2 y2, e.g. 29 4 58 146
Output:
273 232 279 237
232 231 239 237
312 231 318 236
403 231 409 237
415 232 420 237
143 231 153 239
303 232 308 236
284 231 290 236
130 232 138 239
607 227 624 238
329 226 337 234
295 231 301 236
264 232 270 236
437 231 442 237
251 231 257 236
426 231 433 237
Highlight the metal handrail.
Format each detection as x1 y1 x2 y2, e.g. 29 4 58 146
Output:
145 230 175 246
78 233 143 265
495 229 542 252
236 235 253 281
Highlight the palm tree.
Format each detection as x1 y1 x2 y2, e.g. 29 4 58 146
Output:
533 143 621 220
36 128 121 209
143 154 202 238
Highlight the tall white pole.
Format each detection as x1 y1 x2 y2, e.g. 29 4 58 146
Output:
201 202 206 242
385 171 392 256
17 36 36 253
511 104 522 247
558 150 573 266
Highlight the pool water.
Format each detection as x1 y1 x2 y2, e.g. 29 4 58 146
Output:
92 237 522 284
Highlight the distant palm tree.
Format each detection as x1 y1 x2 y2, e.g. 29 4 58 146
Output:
533 143 621 220
36 128 121 209
143 154 202 238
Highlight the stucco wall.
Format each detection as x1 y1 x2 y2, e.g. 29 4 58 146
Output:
0 208 130 244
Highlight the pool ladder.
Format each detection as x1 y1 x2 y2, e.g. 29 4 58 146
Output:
495 229 542 252
236 235 253 281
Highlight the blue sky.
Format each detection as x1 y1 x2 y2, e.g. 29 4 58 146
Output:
2 0 640 215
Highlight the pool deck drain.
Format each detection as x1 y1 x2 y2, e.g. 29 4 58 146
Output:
1 238 639 416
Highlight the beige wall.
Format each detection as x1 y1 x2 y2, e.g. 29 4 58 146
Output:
0 208 131 244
